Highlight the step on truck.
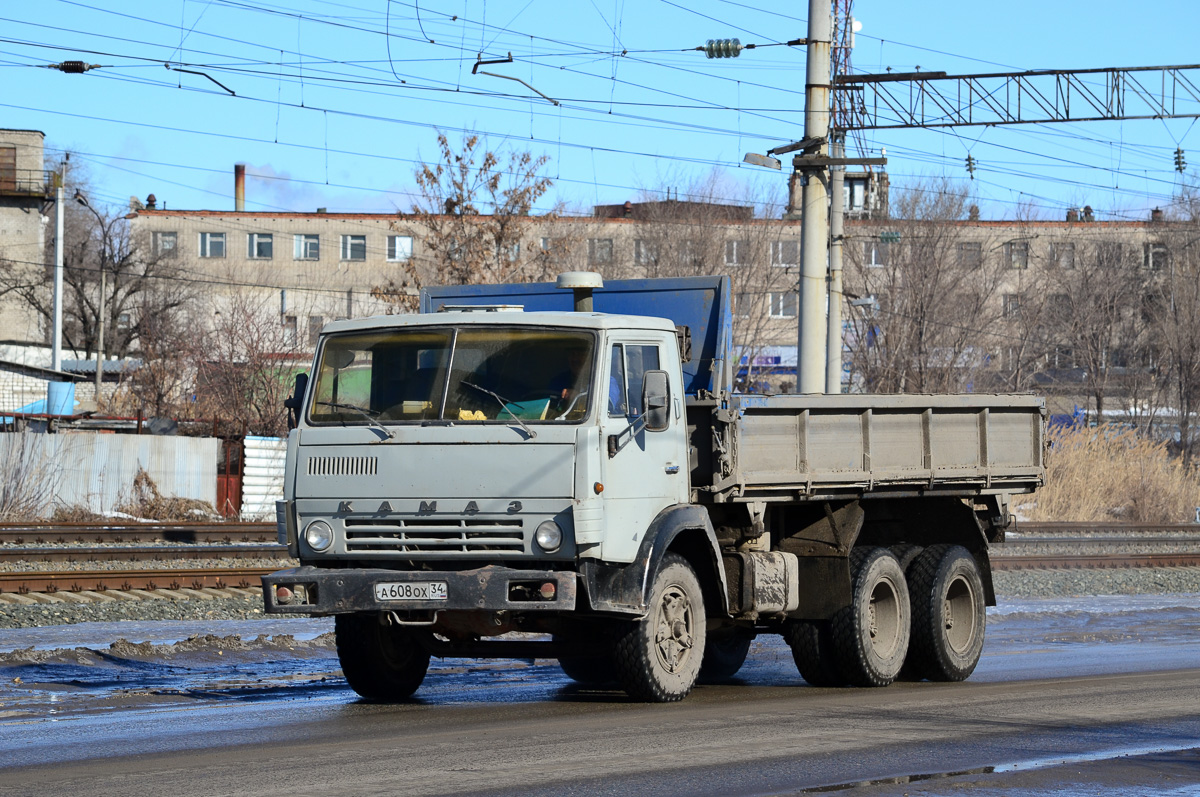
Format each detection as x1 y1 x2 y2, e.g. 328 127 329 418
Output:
263 272 1045 702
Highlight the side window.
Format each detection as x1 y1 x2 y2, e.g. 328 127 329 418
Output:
609 345 626 416
608 343 661 417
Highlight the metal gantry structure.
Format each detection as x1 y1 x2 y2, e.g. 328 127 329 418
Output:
836 64 1200 130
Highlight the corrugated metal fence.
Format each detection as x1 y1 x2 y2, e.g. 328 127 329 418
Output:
0 432 218 516
241 435 286 520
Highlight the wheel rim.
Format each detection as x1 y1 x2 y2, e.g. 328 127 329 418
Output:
943 574 978 654
654 584 695 673
867 576 904 658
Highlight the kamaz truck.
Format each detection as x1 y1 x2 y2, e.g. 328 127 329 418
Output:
263 273 1045 702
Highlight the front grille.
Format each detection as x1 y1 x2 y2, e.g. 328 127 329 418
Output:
307 456 378 476
344 518 525 554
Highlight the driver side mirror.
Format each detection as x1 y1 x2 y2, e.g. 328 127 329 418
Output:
641 370 670 432
284 372 309 430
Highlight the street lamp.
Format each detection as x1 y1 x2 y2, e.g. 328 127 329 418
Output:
74 190 109 400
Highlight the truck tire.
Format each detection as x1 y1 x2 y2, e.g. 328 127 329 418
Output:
831 547 911 687
699 627 755 681
335 612 431 701
784 619 845 687
890 543 924 573
613 553 706 702
905 544 986 682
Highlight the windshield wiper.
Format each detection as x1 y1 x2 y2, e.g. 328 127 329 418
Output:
317 400 395 441
461 381 536 440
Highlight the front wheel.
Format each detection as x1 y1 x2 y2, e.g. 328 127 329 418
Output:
905 544 986 682
831 547 911 687
335 613 431 701
613 553 707 702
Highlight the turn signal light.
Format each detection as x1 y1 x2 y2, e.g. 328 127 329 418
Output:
594 482 604 494
539 582 557 600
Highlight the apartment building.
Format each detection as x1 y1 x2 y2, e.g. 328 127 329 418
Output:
0 129 49 352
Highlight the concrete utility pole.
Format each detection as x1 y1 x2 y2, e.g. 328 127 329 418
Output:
796 0 832 394
826 134 845 394
52 163 65 372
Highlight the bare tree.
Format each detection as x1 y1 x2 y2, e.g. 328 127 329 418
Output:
190 292 307 437
1041 227 1150 420
372 131 558 310
845 179 1007 393
1144 218 1200 462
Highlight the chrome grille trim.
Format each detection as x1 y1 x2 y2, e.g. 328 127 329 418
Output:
344 518 526 554
307 456 378 476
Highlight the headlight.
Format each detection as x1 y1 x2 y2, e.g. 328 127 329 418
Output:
534 520 563 553
304 520 334 552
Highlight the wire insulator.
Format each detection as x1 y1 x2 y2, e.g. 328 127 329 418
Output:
704 39 742 59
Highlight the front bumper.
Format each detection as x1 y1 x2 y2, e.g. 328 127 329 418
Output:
261 565 578 615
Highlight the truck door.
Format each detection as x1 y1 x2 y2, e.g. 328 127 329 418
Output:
599 339 689 563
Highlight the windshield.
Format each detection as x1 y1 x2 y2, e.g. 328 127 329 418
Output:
307 326 596 425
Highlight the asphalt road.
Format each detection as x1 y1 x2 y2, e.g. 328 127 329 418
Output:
2 626 1200 796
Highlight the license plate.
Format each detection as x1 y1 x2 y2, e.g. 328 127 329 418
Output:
374 581 448 601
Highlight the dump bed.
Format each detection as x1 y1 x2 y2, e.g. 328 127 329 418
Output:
694 392 1045 501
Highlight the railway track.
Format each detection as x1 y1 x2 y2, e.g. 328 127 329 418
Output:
0 522 275 544
1 521 1199 598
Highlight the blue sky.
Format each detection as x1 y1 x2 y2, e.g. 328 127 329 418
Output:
3 0 1198 221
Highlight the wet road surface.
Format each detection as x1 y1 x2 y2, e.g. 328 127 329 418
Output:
2 594 1200 796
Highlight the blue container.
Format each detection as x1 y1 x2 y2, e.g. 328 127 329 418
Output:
46 381 76 416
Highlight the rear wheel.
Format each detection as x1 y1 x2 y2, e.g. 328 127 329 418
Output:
613 553 706 702
906 544 986 682
831 547 911 687
335 612 430 701
699 627 755 681
784 619 844 687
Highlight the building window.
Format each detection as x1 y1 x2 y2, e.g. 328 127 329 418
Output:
863 240 890 268
387 235 413 261
587 238 613 266
283 315 298 345
1004 241 1029 269
725 240 749 267
199 232 225 258
152 231 177 258
308 315 324 347
248 233 273 259
294 234 320 260
956 241 982 269
497 242 519 262
1145 242 1169 271
771 240 798 268
340 235 366 261
844 178 867 213
1049 241 1075 269
1003 293 1021 319
634 239 658 266
769 291 798 318
1048 293 1072 322
1096 242 1124 268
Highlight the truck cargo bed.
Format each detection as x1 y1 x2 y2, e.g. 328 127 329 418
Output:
694 393 1045 501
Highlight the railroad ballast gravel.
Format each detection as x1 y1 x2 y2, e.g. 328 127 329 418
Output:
1 567 1199 629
